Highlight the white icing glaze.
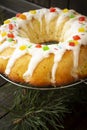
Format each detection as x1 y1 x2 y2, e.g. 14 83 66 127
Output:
0 41 11 52
5 48 27 75
71 45 81 78
0 8 87 84
56 10 75 30
51 43 67 83
23 48 49 81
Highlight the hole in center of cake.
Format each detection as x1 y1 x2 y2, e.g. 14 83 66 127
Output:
40 41 58 45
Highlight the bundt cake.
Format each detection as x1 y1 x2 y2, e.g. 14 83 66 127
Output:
0 7 87 87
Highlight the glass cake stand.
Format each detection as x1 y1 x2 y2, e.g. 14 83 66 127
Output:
0 74 87 90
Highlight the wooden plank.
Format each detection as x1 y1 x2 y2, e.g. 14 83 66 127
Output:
0 77 7 86
50 0 69 9
0 112 13 130
0 5 16 23
26 0 69 8
26 0 33 2
0 0 41 13
0 83 18 118
32 0 50 8
69 0 87 15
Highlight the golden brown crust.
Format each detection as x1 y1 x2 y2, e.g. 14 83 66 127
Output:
77 45 87 78
8 54 31 83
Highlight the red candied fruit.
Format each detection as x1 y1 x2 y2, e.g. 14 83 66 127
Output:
9 24 14 30
79 16 86 21
36 44 42 48
50 7 56 12
69 42 75 46
7 33 14 38
73 35 81 40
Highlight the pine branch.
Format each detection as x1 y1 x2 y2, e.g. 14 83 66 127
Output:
7 88 70 130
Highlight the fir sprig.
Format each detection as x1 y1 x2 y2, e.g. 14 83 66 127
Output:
8 88 69 130
1 82 87 130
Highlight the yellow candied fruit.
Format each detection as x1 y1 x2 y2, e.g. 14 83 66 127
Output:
4 19 10 24
78 27 85 32
19 14 27 20
74 40 79 45
63 8 69 13
19 45 27 50
1 32 7 37
29 10 36 14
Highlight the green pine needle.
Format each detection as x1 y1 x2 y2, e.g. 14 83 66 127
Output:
7 88 70 130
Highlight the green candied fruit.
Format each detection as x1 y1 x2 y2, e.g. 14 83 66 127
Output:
7 38 13 42
28 45 32 48
70 14 75 18
12 17 17 21
43 45 49 51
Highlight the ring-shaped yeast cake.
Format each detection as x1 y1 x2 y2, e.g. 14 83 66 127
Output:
0 7 87 87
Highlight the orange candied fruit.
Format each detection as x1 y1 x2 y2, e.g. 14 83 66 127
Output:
16 13 21 17
16 13 27 20
19 14 27 20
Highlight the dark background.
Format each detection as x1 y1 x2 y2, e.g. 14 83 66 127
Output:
26 0 87 15
0 0 87 16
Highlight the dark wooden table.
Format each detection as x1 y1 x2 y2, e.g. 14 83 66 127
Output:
0 77 18 130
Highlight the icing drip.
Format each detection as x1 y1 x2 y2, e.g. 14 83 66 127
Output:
23 44 55 80
23 48 49 81
0 41 11 52
71 45 81 79
56 9 75 29
45 9 59 33
5 48 27 75
51 43 67 83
